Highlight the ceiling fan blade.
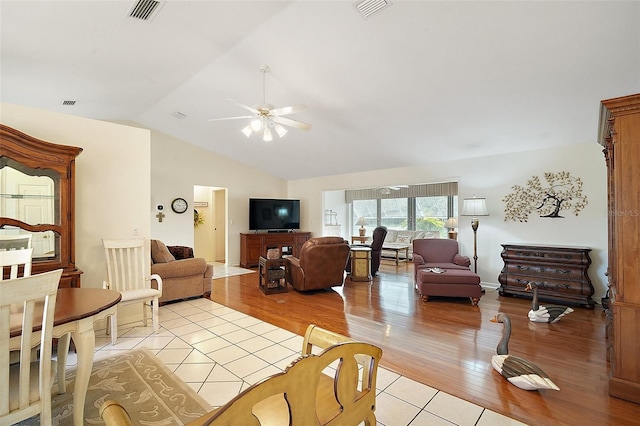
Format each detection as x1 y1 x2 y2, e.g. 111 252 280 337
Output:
270 104 308 116
271 115 312 131
226 99 260 115
208 115 254 121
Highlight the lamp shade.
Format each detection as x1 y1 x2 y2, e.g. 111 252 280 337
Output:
356 217 367 226
461 197 488 217
445 217 458 228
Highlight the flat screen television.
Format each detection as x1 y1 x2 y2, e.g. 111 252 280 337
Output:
249 198 300 231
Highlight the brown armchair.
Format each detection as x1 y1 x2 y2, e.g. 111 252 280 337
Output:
150 239 213 304
412 238 471 283
286 237 351 292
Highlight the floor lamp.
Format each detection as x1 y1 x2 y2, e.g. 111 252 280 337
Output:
460 197 489 273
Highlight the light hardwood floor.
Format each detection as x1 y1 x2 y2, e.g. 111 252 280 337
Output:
210 261 640 426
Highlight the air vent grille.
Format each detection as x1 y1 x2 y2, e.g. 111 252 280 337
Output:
128 0 163 21
62 100 76 106
355 0 391 19
172 111 187 119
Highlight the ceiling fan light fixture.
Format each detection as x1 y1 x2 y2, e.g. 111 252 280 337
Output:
250 118 262 132
263 128 273 142
274 123 288 138
241 125 253 138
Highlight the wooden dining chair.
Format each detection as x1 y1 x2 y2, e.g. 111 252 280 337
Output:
100 336 382 426
1 269 63 425
0 234 32 252
103 239 163 345
0 248 70 394
0 247 33 280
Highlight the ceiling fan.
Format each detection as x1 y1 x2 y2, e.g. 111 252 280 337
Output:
208 64 312 142
380 185 409 195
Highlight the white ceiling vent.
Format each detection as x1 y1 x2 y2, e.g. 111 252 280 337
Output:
354 0 391 19
128 0 164 22
172 111 187 119
62 100 76 106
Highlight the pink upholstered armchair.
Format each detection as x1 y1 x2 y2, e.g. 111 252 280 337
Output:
412 239 471 283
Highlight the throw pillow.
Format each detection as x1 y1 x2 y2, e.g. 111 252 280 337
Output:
151 239 175 263
396 235 412 244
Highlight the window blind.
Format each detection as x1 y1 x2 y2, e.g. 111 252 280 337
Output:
345 181 458 203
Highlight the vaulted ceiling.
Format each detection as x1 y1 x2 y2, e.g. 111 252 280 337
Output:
1 1 638 180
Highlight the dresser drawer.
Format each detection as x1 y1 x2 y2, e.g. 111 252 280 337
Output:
498 244 594 308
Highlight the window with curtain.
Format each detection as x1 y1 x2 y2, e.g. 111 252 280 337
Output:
347 182 458 236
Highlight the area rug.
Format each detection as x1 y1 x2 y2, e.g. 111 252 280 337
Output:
20 347 212 425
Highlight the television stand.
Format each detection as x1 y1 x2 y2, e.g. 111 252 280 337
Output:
240 232 311 268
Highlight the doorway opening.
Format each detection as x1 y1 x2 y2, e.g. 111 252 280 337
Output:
193 186 227 264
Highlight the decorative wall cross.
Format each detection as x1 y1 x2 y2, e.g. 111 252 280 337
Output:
156 212 165 223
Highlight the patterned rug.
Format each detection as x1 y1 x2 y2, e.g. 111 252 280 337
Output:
20 347 212 425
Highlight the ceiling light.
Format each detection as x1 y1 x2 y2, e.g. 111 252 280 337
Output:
250 118 262 132
241 125 253 138
274 124 288 138
263 128 273 142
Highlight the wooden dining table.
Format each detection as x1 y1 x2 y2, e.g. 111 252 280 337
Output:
10 287 121 425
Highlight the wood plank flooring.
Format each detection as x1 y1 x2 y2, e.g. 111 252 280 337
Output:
210 262 640 426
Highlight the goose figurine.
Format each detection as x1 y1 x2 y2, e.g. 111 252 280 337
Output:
491 312 560 391
525 283 574 323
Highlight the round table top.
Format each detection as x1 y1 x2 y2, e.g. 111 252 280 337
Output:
10 287 121 337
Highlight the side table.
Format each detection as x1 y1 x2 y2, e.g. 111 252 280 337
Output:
258 256 288 294
350 246 372 282
351 235 370 244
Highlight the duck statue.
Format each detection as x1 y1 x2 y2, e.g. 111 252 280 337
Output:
525 283 574 323
491 312 560 391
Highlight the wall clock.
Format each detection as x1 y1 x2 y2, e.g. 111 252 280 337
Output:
171 197 188 214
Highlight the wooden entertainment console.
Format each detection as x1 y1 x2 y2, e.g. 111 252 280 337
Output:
240 232 311 268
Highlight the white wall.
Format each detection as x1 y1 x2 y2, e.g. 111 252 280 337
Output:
1 103 151 291
289 142 608 300
1 102 608 303
149 128 288 266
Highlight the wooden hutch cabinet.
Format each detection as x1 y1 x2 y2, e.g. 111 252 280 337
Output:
498 244 594 308
0 124 83 287
240 232 311 268
599 93 640 404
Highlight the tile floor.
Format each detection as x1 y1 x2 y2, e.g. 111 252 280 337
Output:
64 294 527 426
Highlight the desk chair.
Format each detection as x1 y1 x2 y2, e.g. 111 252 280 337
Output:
1 269 62 425
103 239 163 345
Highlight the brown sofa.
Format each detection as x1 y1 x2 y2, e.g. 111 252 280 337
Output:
285 237 351 292
150 239 213 304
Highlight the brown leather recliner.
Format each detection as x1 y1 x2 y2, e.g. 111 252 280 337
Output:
286 237 351 292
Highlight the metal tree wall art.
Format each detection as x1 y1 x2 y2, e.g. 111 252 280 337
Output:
503 172 588 222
